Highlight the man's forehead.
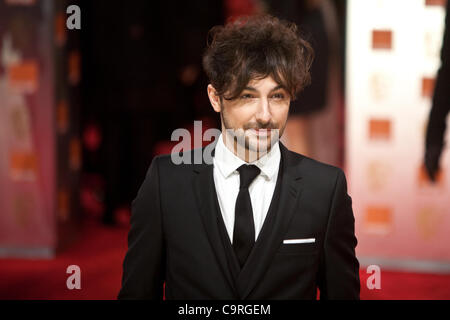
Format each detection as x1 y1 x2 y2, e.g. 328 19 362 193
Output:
246 76 285 90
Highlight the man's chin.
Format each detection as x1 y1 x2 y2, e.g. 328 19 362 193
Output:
246 136 277 153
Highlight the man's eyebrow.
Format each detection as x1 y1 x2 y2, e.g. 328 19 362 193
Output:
243 86 258 92
242 85 286 92
270 85 286 92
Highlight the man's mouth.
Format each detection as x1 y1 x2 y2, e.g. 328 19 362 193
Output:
248 128 272 137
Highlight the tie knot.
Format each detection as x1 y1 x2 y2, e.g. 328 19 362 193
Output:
237 165 261 189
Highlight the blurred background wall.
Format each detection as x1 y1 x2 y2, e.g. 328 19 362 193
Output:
346 0 450 272
0 0 82 258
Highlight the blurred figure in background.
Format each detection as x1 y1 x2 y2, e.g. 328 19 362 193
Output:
424 0 450 183
81 1 223 225
263 0 342 167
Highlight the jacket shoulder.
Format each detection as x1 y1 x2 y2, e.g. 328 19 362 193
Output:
286 149 345 182
148 148 206 176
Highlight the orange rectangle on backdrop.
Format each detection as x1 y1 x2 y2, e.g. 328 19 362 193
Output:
422 77 435 98
425 0 447 7
8 61 38 93
10 152 38 174
372 30 393 50
369 119 392 140
366 207 392 224
364 206 393 234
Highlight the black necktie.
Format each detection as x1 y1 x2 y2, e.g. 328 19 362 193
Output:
233 164 261 268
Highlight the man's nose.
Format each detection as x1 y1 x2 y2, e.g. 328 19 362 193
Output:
255 98 272 124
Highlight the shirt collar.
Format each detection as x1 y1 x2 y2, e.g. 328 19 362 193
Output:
213 134 281 181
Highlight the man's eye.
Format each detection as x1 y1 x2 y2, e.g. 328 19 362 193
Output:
271 93 285 99
240 94 254 99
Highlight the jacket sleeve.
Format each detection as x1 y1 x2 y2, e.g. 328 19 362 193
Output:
118 156 165 300
318 169 360 300
426 2 450 153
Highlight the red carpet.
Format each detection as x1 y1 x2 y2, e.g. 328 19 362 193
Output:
1 221 449 300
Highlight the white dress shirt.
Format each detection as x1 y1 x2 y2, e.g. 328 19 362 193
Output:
213 134 281 243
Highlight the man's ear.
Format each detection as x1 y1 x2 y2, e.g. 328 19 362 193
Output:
207 84 222 113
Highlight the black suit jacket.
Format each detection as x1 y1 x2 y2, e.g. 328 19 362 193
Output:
118 142 360 300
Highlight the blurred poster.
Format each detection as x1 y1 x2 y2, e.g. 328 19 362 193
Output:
346 0 450 272
0 0 56 257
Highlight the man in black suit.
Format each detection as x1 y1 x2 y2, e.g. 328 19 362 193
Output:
118 14 360 300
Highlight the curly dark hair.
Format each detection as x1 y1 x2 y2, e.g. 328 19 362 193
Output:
202 14 314 101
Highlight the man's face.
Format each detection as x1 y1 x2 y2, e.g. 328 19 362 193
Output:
209 76 291 157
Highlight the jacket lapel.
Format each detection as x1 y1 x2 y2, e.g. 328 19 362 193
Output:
192 150 238 297
235 143 305 299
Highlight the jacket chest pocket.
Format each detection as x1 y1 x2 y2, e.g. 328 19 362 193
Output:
276 240 318 255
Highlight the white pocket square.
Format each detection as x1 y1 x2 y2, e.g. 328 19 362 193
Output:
283 238 315 244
